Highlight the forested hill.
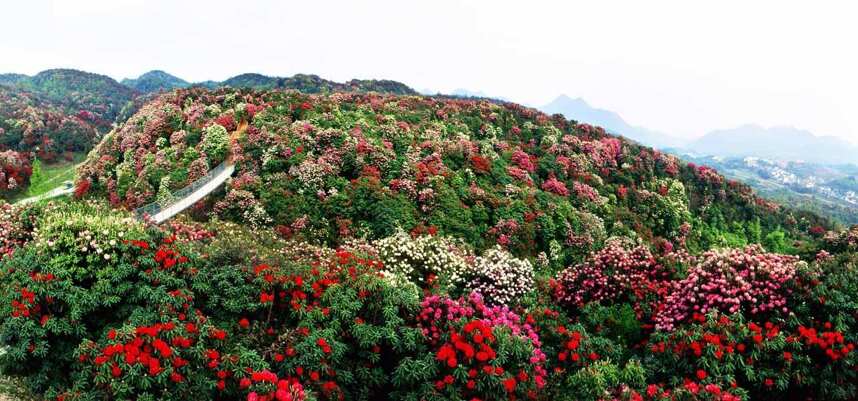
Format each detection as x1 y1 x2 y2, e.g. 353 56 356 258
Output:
77 87 829 258
0 69 418 197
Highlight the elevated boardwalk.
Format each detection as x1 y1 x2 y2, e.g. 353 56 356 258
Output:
134 161 235 224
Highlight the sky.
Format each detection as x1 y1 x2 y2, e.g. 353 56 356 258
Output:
2 0 857 143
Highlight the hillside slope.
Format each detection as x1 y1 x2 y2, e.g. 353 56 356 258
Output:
1 69 137 131
4 88 856 401
78 88 826 258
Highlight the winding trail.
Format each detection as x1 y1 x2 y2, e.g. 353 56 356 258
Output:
14 182 74 205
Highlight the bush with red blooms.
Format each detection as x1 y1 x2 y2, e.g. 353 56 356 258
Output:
396 292 547 401
0 202 316 401
655 245 799 330
0 150 32 196
1 201 857 401
554 239 672 320
228 247 425 401
523 307 622 391
646 312 856 401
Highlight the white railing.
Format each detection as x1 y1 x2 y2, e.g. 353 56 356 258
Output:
134 161 235 223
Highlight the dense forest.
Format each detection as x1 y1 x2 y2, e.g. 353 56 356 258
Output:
0 69 418 198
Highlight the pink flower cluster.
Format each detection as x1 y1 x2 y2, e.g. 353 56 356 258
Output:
418 293 547 388
417 295 475 345
506 166 532 185
572 181 601 204
691 164 724 186
488 219 520 247
511 149 536 172
655 245 799 331
0 202 29 258
541 176 569 196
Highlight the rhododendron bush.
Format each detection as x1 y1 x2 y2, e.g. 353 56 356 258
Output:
0 150 32 196
654 245 800 331
0 203 854 401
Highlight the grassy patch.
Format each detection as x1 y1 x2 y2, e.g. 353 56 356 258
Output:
13 154 83 202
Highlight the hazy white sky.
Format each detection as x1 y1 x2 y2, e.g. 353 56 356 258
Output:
2 0 857 142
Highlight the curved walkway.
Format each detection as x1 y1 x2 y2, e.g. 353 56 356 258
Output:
14 183 75 205
134 162 235 224
134 120 246 224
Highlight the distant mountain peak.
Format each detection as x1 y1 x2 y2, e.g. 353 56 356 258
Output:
551 94 585 104
687 124 858 165
121 70 189 93
539 95 686 149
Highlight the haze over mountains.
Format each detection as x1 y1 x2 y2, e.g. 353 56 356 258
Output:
539 95 687 149
533 94 858 166
685 125 858 165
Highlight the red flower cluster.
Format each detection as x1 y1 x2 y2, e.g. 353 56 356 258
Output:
470 155 491 173
92 322 189 379
10 287 38 318
797 325 855 361
245 370 307 401
154 246 189 270
436 320 497 369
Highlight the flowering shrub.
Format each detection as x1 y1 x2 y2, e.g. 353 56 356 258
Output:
647 312 855 400
373 230 472 289
202 123 230 164
75 88 816 260
0 150 32 195
541 175 569 196
0 201 33 257
399 293 546 401
466 246 535 306
554 239 671 320
655 245 799 330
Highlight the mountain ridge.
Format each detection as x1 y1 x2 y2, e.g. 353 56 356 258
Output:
539 95 687 149
686 124 858 165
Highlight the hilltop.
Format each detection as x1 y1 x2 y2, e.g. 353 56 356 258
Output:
5 69 138 129
121 70 190 93
121 70 418 95
78 88 826 256
0 68 419 197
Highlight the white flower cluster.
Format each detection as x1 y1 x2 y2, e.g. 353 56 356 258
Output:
71 229 122 260
466 246 534 306
374 230 472 289
288 156 339 189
